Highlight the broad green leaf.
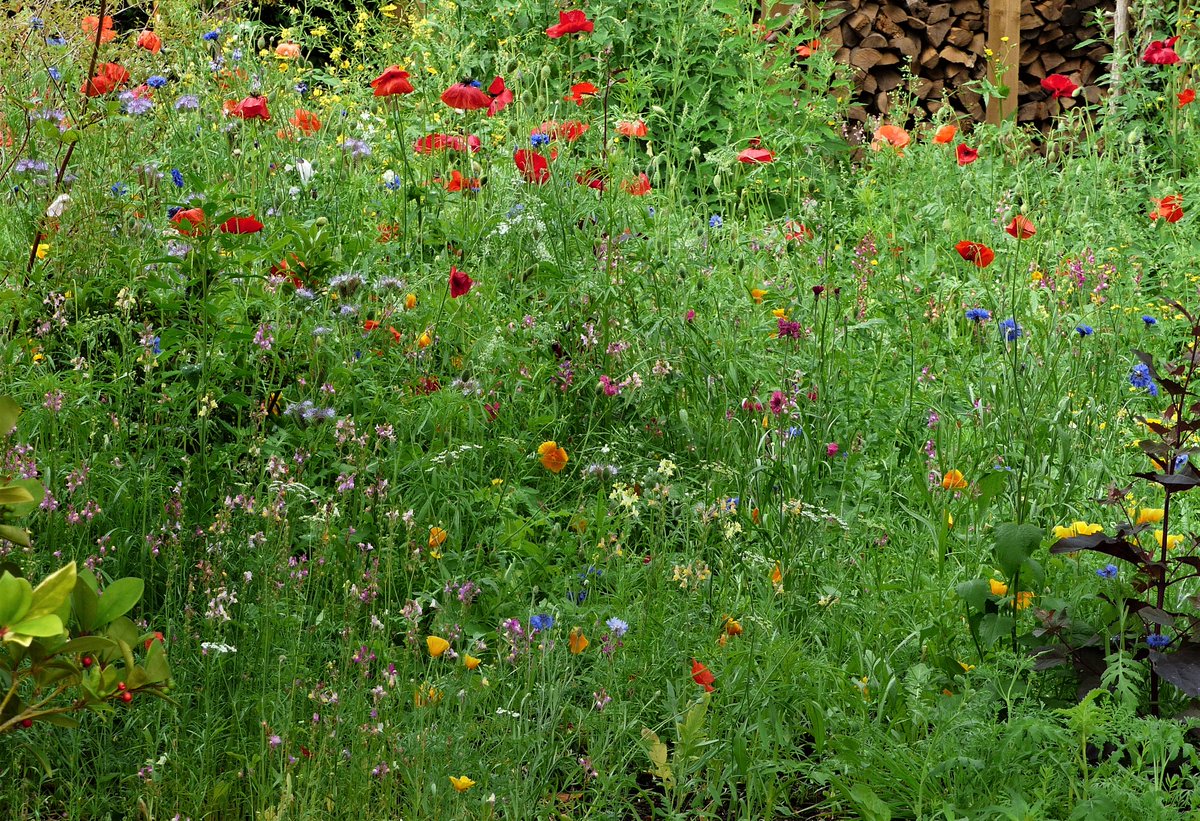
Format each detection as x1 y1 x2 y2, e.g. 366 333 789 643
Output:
27 562 76 621
0 485 34 505
0 396 18 437
73 575 99 632
95 578 144 625
5 613 65 644
56 636 117 657
39 714 80 729
955 578 991 612
3 479 44 517
640 728 674 786
0 525 30 547
994 522 1044 578
106 617 139 650
145 637 170 683
0 572 33 625
847 783 893 821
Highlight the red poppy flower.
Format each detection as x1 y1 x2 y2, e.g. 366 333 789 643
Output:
784 220 813 241
623 173 652 196
565 82 599 106
1040 74 1078 99
231 96 271 121
487 76 513 116
514 149 550 184
444 170 481 192
1005 215 1036 239
414 134 466 153
371 67 415 97
617 120 648 138
136 30 163 53
932 124 957 144
82 63 129 97
364 320 381 331
388 326 401 343
220 216 264 234
576 168 605 191
1143 36 1182 65
738 147 775 164
441 82 492 111
171 207 208 236
542 120 590 142
691 659 715 692
289 108 321 135
1150 195 1184 223
546 10 595 38
1180 89 1196 108
449 266 474 298
82 15 116 43
955 240 995 267
795 39 820 58
870 124 910 153
956 144 978 166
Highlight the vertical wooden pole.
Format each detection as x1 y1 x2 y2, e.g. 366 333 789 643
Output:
985 0 1021 124
1110 0 1131 107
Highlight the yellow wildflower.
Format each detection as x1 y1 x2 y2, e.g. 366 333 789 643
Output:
426 636 450 657
537 441 569 474
449 775 475 792
464 654 481 670
568 627 589 655
941 469 967 491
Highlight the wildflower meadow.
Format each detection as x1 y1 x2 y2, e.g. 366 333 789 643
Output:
3 0 1200 818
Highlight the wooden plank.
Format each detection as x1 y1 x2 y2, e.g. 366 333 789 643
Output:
986 0 1021 123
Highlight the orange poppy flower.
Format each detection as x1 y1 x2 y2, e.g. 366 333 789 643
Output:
289 108 321 136
275 42 301 59
82 15 116 43
932 124 958 144
538 441 569 473
136 30 163 53
870 124 910 153
565 82 599 106
617 120 648 138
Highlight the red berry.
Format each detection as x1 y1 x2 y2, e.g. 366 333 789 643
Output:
20 718 33 728
117 682 127 691
81 656 93 667
120 692 133 703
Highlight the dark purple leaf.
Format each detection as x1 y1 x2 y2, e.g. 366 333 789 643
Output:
1133 472 1200 491
1050 532 1149 565
1138 607 1178 628
1150 644 1200 697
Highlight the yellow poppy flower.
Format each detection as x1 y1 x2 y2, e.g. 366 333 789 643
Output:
770 562 783 592
463 654 481 670
405 293 417 309
1071 521 1103 536
568 627 589 655
36 243 49 260
414 683 443 706
989 579 1008 597
426 636 450 657
1156 530 1184 550
941 469 967 491
449 775 475 792
429 527 448 548
750 288 768 303
723 616 743 636
417 330 432 348
1137 508 1165 525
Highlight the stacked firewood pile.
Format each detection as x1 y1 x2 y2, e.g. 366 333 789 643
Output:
818 0 1113 125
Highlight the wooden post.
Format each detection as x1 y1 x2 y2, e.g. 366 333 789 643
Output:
985 0 1021 124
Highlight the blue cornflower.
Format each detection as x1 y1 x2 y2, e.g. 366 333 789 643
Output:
530 132 551 147
49 67 61 82
47 35 66 47
1143 315 1157 327
1096 564 1118 579
1075 325 1094 336
30 17 44 29
111 182 127 196
965 308 991 322
1130 362 1159 397
295 82 309 95
166 205 183 219
203 29 221 41
605 617 629 637
151 336 161 355
1000 318 1023 341
529 614 555 632
147 75 168 89
171 169 184 188
231 48 243 61
1147 633 1172 650
468 79 482 88
709 214 723 228
1175 453 1190 472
